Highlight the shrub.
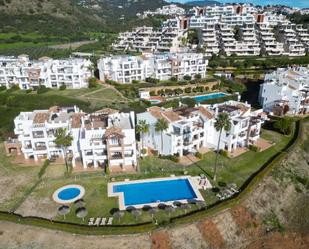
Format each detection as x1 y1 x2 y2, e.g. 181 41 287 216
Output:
219 149 228 157
25 89 32 94
37 85 49 94
7 84 19 92
145 77 160 84
249 144 261 152
0 86 6 91
170 76 177 82
141 148 147 155
152 150 158 156
195 152 203 159
218 181 227 187
159 154 179 163
273 117 293 135
183 75 192 81
149 91 156 96
181 97 196 108
105 165 110 175
194 74 202 80
59 85 66 91
184 87 192 94
132 80 139 84
88 77 98 88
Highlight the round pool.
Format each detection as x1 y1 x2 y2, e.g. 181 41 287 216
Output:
53 185 85 204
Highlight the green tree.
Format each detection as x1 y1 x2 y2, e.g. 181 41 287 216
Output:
274 117 293 135
213 113 231 181
55 128 73 172
136 120 149 150
155 118 169 155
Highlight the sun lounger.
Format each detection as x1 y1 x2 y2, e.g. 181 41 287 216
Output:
88 218 94 226
124 178 130 182
107 217 113 225
94 217 101 226
100 217 107 226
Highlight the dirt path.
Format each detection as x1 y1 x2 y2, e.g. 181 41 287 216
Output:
0 221 151 249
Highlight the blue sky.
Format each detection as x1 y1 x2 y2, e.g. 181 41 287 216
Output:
166 0 309 8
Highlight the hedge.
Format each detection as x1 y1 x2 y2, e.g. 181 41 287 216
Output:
0 120 304 234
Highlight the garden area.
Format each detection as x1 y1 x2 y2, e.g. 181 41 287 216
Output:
0 122 296 227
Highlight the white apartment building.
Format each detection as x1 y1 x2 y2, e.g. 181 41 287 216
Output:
136 101 266 156
0 55 92 89
295 25 309 52
199 24 220 56
142 4 185 17
219 24 260 56
11 107 137 173
259 67 309 116
98 52 208 83
257 24 285 56
279 24 306 56
113 26 186 53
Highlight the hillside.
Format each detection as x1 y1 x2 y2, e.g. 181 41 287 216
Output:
0 0 167 36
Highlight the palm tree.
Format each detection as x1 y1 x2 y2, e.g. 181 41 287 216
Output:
136 120 149 150
155 118 168 155
213 113 231 181
55 128 73 172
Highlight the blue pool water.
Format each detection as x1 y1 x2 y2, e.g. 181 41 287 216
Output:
58 188 81 201
194 92 226 103
113 179 197 206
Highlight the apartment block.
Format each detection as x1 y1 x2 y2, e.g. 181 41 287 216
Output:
142 4 185 17
136 101 266 156
112 26 186 53
0 55 92 89
11 107 137 173
98 52 208 83
259 67 309 115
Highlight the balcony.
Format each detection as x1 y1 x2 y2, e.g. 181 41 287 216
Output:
34 145 47 151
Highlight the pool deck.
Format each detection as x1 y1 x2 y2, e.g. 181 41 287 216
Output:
108 176 205 211
52 184 85 204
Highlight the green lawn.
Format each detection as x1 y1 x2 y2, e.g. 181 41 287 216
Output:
140 128 291 188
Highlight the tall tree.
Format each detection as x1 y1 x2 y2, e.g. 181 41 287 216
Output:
136 120 149 150
213 113 231 181
155 118 169 155
55 128 73 172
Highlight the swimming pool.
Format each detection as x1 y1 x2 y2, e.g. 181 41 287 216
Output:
194 92 227 103
53 185 85 204
109 177 204 210
149 99 162 104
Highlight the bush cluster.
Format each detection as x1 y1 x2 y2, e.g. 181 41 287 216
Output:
159 154 179 163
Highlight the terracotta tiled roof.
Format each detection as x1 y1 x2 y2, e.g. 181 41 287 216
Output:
33 112 50 124
104 126 124 138
49 106 60 113
236 104 250 116
162 111 181 122
71 113 84 129
197 106 214 119
95 108 118 115
148 106 181 123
